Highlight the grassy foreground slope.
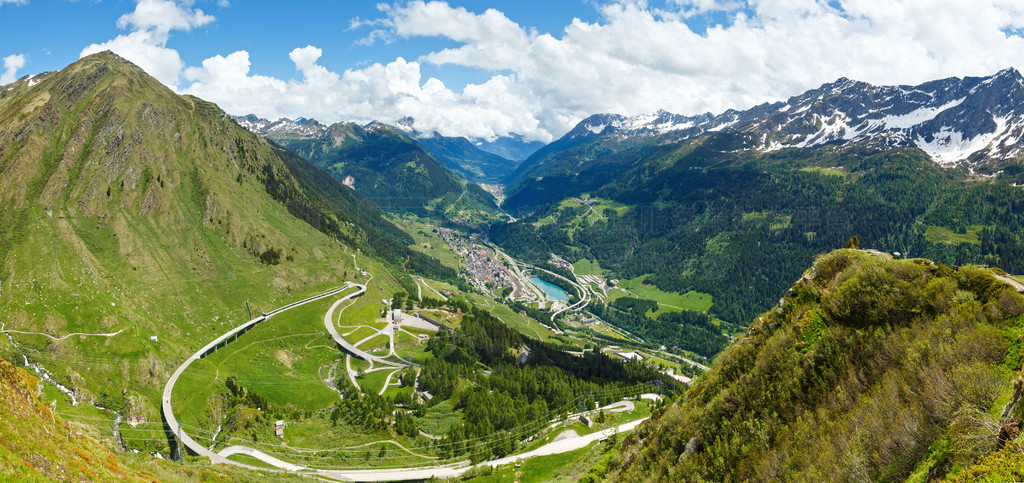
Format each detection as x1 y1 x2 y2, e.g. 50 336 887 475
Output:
0 357 305 481
612 249 1024 481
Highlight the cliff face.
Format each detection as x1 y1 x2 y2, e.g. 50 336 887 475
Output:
611 249 1024 482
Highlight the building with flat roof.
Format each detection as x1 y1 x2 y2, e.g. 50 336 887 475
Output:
615 351 644 361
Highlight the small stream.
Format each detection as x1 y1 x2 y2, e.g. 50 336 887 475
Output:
3 325 78 405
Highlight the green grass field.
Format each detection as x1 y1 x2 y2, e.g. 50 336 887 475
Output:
395 344 431 365
606 275 713 313
414 400 462 436
349 356 371 373
534 197 629 234
388 215 462 270
360 334 391 354
924 225 986 245
641 353 681 371
226 453 278 469
572 258 606 277
343 326 381 343
588 322 630 341
799 166 850 177
382 385 415 400
394 329 421 348
357 368 397 394
279 416 430 467
467 293 553 341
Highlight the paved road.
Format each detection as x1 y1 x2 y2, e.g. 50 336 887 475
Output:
313 415 650 482
414 276 448 301
161 283 363 470
217 445 305 471
323 286 406 368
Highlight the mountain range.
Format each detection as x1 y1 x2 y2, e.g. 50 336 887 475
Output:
551 68 1024 167
233 114 502 222
234 114 538 184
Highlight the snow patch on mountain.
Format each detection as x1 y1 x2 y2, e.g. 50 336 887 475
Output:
917 117 1009 165
875 98 965 130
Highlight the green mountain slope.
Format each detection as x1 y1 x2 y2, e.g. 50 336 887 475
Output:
416 133 517 184
0 51 451 450
491 136 1024 332
611 249 1024 481
269 122 500 223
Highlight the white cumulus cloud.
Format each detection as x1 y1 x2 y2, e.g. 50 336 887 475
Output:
80 0 214 87
182 46 544 141
1 53 26 85
351 0 1024 140
96 0 1024 142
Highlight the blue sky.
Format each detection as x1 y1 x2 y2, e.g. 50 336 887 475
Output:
1 1 607 92
4 1 1024 141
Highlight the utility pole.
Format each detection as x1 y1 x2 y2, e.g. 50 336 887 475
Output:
245 301 252 320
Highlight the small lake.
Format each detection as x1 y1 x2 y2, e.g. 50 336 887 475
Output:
529 276 568 302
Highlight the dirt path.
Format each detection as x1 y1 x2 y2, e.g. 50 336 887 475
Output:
995 274 1024 293
1 322 124 341
342 439 438 460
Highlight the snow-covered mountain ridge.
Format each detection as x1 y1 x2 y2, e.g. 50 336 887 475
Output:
569 68 1024 166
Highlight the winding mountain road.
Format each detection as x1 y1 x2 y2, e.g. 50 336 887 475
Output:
161 283 364 470
162 280 656 480
324 289 406 368
314 415 651 481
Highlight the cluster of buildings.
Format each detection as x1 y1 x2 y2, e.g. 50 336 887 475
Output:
571 197 599 206
547 253 574 271
435 228 520 299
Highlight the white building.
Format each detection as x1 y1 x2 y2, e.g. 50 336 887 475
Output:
615 351 644 361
